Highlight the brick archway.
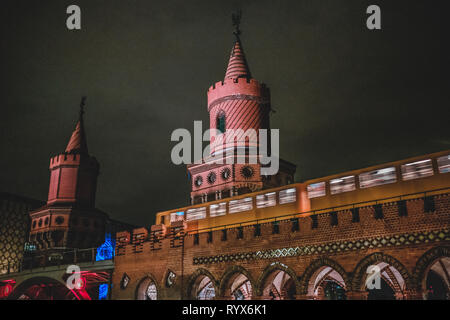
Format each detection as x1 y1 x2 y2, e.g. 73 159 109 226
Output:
299 257 350 296
352 252 413 293
256 262 300 297
8 276 87 300
135 274 161 300
218 265 256 299
413 246 450 294
186 268 219 300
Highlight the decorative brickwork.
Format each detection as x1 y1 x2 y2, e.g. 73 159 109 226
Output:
112 192 450 300
192 229 449 266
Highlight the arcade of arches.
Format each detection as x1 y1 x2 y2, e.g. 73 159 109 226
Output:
135 248 450 300
3 248 449 300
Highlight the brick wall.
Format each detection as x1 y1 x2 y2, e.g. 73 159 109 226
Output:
112 193 450 300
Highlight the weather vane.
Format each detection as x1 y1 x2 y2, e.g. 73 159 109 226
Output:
79 96 86 120
232 9 242 36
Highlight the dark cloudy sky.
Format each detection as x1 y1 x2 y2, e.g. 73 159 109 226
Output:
1 0 449 226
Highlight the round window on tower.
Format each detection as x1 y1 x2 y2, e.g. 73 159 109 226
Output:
195 176 203 187
221 168 231 180
207 172 216 184
55 216 65 225
241 166 254 179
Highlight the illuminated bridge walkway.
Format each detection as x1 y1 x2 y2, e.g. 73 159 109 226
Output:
0 248 114 300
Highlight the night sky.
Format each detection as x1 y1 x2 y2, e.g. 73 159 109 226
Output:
1 0 449 226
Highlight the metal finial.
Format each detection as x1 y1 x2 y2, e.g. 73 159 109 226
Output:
232 9 242 36
79 96 86 121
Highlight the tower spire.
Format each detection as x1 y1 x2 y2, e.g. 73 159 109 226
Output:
65 96 89 154
79 96 86 123
232 9 242 37
225 10 251 80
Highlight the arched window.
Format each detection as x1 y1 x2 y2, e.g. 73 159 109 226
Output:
216 113 226 134
136 278 158 300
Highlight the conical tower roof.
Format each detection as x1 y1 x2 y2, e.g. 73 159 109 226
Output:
65 97 88 154
224 37 251 80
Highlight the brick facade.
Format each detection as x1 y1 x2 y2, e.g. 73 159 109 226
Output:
112 192 450 300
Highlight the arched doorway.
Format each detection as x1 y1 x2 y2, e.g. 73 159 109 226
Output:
260 269 296 300
220 267 254 300
230 274 252 300
308 266 347 300
136 277 158 300
219 266 254 300
423 257 449 300
353 253 411 300
365 262 405 300
301 259 349 300
191 275 216 300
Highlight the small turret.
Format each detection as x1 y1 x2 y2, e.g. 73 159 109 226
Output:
29 97 106 251
47 97 99 207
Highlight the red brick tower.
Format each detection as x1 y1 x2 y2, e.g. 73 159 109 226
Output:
29 98 107 251
187 14 296 205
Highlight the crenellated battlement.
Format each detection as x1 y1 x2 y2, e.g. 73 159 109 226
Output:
207 77 269 108
116 192 450 258
49 152 99 169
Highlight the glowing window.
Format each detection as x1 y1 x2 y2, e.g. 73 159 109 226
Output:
229 197 253 214
210 202 227 217
96 233 115 261
401 159 433 181
170 211 184 223
146 283 157 300
307 182 326 199
256 192 276 208
359 167 397 189
186 207 207 221
330 176 356 195
437 154 450 173
279 188 297 204
99 284 108 300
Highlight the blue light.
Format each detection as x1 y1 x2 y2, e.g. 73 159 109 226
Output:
96 233 116 261
99 284 108 300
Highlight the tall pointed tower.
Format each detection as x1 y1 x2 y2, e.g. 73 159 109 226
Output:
187 13 296 205
29 98 107 251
